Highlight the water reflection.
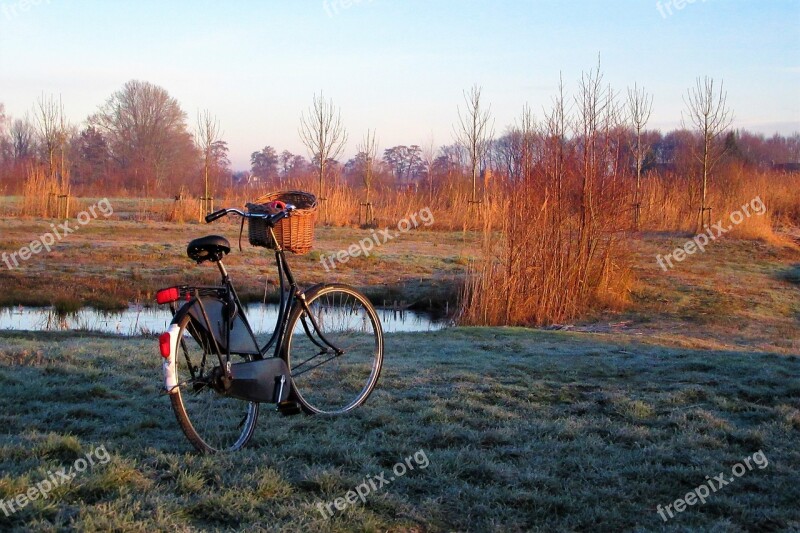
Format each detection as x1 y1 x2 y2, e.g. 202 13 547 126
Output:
0 303 448 335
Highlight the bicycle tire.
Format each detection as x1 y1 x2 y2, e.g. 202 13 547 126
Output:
169 313 259 453
282 284 383 414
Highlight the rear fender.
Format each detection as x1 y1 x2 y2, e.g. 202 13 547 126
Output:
162 323 181 394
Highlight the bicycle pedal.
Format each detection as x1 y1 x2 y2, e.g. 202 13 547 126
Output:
277 401 302 416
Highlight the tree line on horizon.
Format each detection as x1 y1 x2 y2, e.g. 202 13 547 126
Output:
0 79 798 203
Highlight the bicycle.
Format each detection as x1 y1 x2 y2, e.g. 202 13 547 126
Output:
155 200 384 454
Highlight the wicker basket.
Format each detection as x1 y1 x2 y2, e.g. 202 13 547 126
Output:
246 191 317 254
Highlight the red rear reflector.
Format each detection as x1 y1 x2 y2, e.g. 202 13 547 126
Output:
159 332 171 358
157 287 180 304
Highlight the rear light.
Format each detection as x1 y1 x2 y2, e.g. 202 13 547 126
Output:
157 287 180 305
159 332 172 358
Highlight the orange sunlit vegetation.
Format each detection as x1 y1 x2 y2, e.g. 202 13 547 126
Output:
0 69 798 326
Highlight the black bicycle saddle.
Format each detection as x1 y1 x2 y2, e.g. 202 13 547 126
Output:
187 235 231 263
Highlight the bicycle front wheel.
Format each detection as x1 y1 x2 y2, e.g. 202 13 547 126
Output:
283 284 383 414
170 313 259 453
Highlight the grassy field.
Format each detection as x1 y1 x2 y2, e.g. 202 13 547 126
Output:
0 207 799 531
0 329 798 531
615 230 800 355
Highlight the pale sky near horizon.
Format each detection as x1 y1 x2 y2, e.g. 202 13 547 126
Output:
1 0 798 170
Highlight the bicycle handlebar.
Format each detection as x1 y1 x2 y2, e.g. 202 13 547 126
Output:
205 209 228 223
204 204 296 224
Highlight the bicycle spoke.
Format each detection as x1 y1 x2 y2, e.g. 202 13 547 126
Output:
291 352 342 378
170 314 258 453
285 286 383 414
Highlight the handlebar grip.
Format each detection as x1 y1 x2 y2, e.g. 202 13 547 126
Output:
272 211 289 224
205 209 227 223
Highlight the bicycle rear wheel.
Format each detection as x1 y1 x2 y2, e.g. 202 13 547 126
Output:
283 284 383 414
170 313 259 453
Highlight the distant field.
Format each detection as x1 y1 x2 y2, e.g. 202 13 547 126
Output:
0 328 798 531
0 216 468 312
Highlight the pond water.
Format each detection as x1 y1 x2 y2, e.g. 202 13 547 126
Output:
0 303 448 336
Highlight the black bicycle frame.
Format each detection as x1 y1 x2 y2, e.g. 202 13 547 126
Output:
260 248 297 358
256 225 344 359
257 246 344 359
174 224 342 368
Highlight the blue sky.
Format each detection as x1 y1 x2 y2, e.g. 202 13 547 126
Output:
1 0 798 169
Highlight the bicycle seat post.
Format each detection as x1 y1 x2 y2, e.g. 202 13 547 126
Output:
216 259 228 281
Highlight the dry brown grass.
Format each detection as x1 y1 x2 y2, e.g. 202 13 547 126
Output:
20 166 60 217
12 165 793 237
309 177 488 230
207 175 502 232
637 169 799 244
165 197 204 223
458 195 633 327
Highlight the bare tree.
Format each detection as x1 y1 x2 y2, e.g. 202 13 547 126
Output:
10 117 36 161
357 129 378 226
279 150 295 181
0 103 6 140
34 94 64 179
299 92 347 220
543 75 568 212
196 110 221 215
383 145 424 184
573 60 628 315
517 110 538 199
454 85 494 204
627 83 653 230
461 69 631 327
682 76 733 231
0 103 8 170
421 135 437 203
575 63 610 261
91 80 196 195
57 104 73 192
31 93 74 196
250 146 279 183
